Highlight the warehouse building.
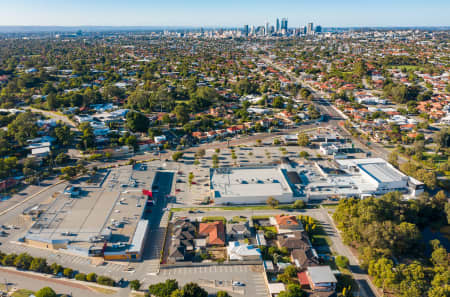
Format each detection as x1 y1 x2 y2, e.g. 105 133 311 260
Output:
210 166 296 205
303 158 424 200
23 166 155 261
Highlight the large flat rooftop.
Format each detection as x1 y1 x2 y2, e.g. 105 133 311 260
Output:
26 165 155 249
210 166 293 198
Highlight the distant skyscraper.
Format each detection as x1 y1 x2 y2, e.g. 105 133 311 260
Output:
276 18 280 33
307 22 314 35
315 25 322 33
243 25 249 36
265 21 270 36
281 18 288 32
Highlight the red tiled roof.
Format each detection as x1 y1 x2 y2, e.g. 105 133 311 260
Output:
275 215 299 227
199 221 225 246
298 272 310 286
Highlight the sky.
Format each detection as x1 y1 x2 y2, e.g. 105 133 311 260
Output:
0 0 449 27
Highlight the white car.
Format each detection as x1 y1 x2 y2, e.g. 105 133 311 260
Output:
232 281 245 286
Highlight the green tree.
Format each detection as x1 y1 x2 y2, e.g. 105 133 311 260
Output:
79 122 95 150
2 253 17 266
29 257 47 272
368 257 396 291
14 253 33 270
7 112 38 145
86 272 97 282
293 200 305 209
299 151 309 158
267 196 279 208
54 125 74 147
278 284 307 297
388 151 399 168
148 279 179 297
126 111 150 133
297 133 310 147
335 255 349 268
129 280 141 290
216 291 231 297
96 276 115 286
273 97 284 108
75 273 87 281
172 152 184 162
174 104 190 125
353 60 367 78
63 268 74 278
180 282 208 297
125 134 138 152
188 172 194 185
49 263 63 275
35 287 57 297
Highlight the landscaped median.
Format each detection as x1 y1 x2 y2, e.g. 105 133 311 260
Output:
169 202 314 213
0 266 119 294
0 252 119 290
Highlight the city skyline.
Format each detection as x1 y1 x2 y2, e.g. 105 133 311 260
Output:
0 0 449 27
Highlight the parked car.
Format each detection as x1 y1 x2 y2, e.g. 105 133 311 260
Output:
232 281 245 286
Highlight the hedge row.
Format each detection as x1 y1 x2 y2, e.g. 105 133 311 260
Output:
0 252 115 287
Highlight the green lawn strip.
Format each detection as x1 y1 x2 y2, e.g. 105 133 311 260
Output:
12 289 35 297
170 203 305 212
201 216 226 224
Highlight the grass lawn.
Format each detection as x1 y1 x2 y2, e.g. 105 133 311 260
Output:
321 203 338 209
260 226 277 233
230 215 248 223
311 224 333 249
389 65 423 71
201 216 226 223
12 289 35 297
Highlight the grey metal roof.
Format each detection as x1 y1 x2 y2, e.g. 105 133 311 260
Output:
307 266 337 284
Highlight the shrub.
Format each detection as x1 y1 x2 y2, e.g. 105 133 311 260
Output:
35 287 57 297
86 272 97 282
129 280 141 290
63 268 74 278
293 200 306 209
172 152 184 162
97 275 115 287
335 255 350 268
75 273 87 281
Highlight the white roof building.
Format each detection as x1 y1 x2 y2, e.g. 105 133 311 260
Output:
210 166 295 205
227 241 261 261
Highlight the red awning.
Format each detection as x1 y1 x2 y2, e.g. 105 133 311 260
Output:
142 189 153 197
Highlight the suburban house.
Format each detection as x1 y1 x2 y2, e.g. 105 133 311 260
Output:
270 215 304 234
277 231 311 251
168 218 197 263
198 221 226 246
226 222 251 241
291 248 319 270
301 266 337 292
227 241 261 261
